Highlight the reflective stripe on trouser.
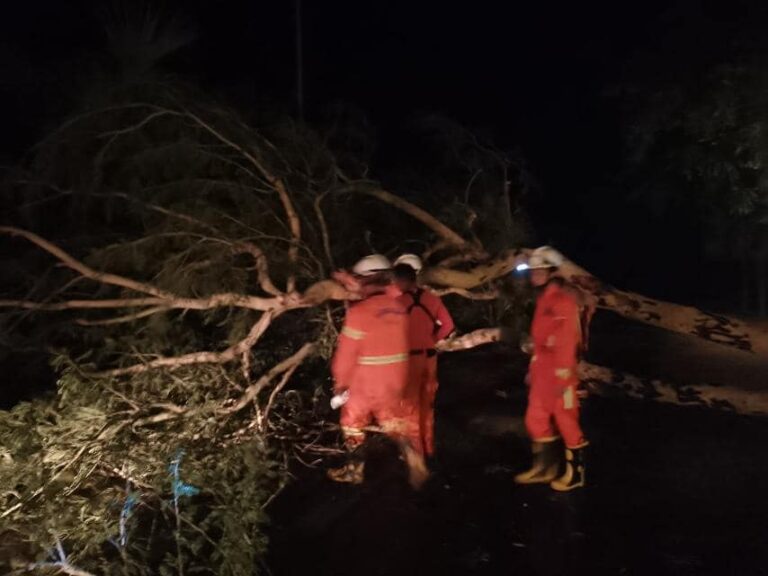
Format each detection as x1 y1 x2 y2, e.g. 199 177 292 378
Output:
524 384 585 448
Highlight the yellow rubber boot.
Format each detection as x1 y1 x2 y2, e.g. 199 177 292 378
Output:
327 460 365 484
550 445 587 491
514 440 560 485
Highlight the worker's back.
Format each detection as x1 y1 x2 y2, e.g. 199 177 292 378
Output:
332 292 410 400
398 288 455 349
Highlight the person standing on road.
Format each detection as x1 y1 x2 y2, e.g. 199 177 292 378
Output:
392 254 455 460
327 254 428 488
514 246 588 491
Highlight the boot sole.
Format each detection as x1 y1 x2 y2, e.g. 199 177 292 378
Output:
550 481 585 492
514 475 558 485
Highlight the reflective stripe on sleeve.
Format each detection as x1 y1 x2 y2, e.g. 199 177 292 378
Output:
341 326 366 340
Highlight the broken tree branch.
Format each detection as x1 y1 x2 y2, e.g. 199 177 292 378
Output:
180 110 302 292
421 247 767 356
431 287 499 300
0 226 172 299
436 328 503 352
261 361 303 429
75 306 169 326
337 183 481 254
224 342 316 414
96 311 276 377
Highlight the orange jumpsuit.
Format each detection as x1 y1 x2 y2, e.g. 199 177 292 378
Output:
332 292 417 449
398 288 455 455
526 281 586 449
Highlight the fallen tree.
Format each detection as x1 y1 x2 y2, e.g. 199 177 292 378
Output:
423 250 768 356
439 329 768 417
2 86 766 574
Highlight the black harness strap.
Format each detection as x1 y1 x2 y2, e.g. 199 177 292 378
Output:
407 288 440 335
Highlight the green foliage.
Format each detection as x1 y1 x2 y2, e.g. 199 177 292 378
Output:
0 359 280 575
0 75 535 574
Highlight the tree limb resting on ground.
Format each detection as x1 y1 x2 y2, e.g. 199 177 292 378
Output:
437 327 768 416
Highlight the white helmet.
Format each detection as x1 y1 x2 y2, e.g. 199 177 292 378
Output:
516 245 565 271
352 254 392 276
393 253 423 272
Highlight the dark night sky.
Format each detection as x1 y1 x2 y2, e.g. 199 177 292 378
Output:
1 0 766 306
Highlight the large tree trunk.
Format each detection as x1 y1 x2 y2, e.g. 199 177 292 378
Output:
423 249 768 355
580 363 768 417
439 328 768 417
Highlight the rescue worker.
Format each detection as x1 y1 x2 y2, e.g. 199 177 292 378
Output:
327 254 428 488
514 246 588 491
392 254 455 458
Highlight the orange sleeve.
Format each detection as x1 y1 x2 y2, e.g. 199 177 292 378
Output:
433 295 455 341
331 307 366 392
550 294 580 371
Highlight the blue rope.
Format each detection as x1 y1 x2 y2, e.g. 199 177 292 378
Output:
119 492 139 548
168 450 200 509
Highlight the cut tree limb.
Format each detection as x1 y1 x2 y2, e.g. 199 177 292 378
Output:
421 247 766 356
436 328 504 352
422 249 522 288
431 287 499 300
557 260 768 356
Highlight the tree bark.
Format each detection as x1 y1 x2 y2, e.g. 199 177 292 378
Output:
438 328 768 417
424 249 768 355
580 363 768 417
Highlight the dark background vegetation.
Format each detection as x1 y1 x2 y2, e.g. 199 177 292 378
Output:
2 0 768 312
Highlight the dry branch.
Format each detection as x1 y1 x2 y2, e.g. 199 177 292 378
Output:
436 328 503 352
76 306 169 326
91 191 284 297
231 241 282 296
261 361 303 428
0 297 168 311
224 342 316 414
97 312 276 377
432 287 499 300
338 184 480 254
0 226 173 299
421 249 522 289
180 110 302 292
